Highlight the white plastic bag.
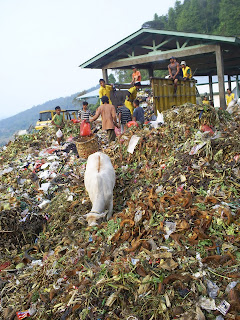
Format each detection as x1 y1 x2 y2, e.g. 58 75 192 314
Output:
56 129 63 138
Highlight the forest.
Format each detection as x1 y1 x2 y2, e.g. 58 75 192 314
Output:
143 0 240 36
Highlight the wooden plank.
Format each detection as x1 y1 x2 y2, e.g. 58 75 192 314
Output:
104 44 217 69
215 45 226 109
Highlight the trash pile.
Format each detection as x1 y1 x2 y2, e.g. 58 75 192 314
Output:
0 104 239 320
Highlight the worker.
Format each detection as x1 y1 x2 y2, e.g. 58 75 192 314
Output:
180 61 192 80
90 96 119 143
226 88 235 106
51 106 64 145
125 82 141 115
168 57 181 94
117 102 132 133
202 96 210 105
132 99 144 126
131 66 141 85
99 79 113 105
78 101 91 122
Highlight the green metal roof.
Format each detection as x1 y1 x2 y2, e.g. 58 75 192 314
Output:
79 28 240 71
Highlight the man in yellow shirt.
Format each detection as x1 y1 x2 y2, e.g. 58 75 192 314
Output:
99 79 113 105
180 61 192 80
125 82 141 114
226 88 235 106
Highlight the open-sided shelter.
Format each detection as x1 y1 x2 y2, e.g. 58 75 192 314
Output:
79 28 240 109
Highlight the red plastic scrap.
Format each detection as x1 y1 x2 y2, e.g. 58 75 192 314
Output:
0 261 10 271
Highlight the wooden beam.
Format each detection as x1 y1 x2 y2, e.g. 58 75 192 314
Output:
209 76 213 101
102 69 108 83
104 44 217 69
215 45 226 109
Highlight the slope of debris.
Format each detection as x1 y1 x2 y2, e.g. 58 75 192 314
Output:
0 105 239 320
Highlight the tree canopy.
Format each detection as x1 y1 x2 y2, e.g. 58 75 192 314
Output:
143 0 240 36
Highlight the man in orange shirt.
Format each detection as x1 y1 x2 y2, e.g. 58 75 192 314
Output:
131 67 141 85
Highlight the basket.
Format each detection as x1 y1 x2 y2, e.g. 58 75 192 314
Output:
75 135 99 159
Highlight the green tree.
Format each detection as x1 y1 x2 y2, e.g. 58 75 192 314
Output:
142 0 239 37
218 0 240 36
108 73 116 84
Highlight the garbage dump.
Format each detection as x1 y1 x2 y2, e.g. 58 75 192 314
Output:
0 102 239 320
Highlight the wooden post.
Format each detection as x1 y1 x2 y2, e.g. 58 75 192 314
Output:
236 75 240 99
215 45 226 109
102 69 108 83
228 75 231 91
209 76 213 102
148 68 154 78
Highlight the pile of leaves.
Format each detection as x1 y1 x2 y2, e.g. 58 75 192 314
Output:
0 104 239 320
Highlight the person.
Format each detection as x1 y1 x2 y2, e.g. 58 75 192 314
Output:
168 57 181 94
202 96 210 105
78 101 90 121
99 79 113 105
117 102 132 133
125 82 141 115
90 96 119 143
51 106 64 145
180 61 192 80
131 66 141 85
132 99 144 125
226 88 235 106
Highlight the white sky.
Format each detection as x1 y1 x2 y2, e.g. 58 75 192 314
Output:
0 0 176 119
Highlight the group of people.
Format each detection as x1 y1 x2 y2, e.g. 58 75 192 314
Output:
168 57 192 94
201 88 235 107
53 59 237 145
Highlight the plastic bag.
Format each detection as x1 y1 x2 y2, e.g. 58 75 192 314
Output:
71 119 80 123
56 129 63 138
115 126 121 136
80 120 91 136
127 121 139 128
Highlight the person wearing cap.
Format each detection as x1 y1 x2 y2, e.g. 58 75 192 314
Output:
180 61 192 80
125 82 141 115
226 88 235 106
168 57 181 94
99 79 113 105
131 67 141 85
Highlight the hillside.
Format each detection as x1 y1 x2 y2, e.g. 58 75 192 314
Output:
0 86 98 146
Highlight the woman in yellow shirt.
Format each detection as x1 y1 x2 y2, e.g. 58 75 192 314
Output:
99 79 113 105
226 88 235 106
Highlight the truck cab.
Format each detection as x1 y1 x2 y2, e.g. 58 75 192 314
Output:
35 110 78 130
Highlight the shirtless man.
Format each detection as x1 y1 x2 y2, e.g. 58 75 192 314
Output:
168 57 181 94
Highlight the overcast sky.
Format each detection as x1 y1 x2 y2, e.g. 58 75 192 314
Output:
0 0 176 119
